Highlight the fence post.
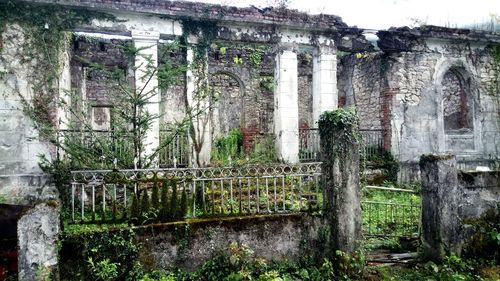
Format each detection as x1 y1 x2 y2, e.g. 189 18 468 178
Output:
319 109 362 255
419 154 460 261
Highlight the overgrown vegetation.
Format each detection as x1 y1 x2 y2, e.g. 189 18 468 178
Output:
362 151 400 184
463 204 500 264
0 1 113 136
211 128 277 166
318 107 361 159
367 255 500 281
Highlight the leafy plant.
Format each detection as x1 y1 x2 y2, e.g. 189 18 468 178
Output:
211 128 243 165
88 258 118 281
151 182 160 210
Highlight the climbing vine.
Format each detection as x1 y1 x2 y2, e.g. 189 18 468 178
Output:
0 2 113 137
486 45 500 98
318 108 361 158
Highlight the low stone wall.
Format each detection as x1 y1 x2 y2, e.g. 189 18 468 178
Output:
458 170 499 242
61 213 327 275
399 159 496 184
137 214 325 270
420 154 500 260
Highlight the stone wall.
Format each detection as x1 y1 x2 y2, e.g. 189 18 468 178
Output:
420 154 499 260
0 23 60 280
340 27 500 182
337 54 384 130
0 24 56 204
458 170 499 242
61 214 326 273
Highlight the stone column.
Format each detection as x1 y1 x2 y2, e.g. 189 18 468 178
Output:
132 30 160 166
312 45 337 126
18 203 60 281
319 110 362 254
274 47 299 163
419 154 460 261
186 36 211 167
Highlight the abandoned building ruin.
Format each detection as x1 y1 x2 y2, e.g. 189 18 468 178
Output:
0 0 499 280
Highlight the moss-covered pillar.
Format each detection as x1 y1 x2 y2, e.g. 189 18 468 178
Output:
319 108 362 254
419 154 460 261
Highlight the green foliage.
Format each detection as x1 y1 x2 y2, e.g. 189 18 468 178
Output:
111 201 118 223
151 182 160 210
260 76 274 92
61 229 139 280
178 186 188 220
170 182 178 220
141 191 150 215
463 205 500 263
332 250 365 281
248 135 277 164
159 182 170 221
318 108 361 158
0 2 113 137
211 129 276 166
363 151 400 184
88 258 119 281
211 128 243 164
249 51 262 66
130 193 141 222
233 56 243 65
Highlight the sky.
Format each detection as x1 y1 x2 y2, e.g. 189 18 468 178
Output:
195 0 500 30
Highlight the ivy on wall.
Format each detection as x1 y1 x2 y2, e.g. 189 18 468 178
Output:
0 1 113 136
318 107 361 158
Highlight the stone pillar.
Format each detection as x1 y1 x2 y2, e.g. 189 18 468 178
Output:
419 154 460 261
319 110 362 254
312 45 337 125
132 30 160 166
18 203 60 281
274 47 299 163
186 36 211 167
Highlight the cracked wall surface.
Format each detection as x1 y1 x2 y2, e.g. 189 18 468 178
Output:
338 26 500 181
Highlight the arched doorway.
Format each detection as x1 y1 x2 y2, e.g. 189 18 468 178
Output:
210 72 244 139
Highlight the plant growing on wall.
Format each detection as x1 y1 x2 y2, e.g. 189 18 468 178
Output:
182 19 221 167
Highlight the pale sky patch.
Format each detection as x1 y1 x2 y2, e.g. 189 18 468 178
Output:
195 0 500 30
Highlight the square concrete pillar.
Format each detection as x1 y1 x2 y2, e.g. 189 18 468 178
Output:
274 49 299 163
186 39 211 167
312 45 337 126
132 30 160 166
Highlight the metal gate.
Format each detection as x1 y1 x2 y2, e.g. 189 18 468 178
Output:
362 185 421 238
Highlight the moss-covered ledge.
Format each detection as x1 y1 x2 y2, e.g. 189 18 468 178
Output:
60 213 327 278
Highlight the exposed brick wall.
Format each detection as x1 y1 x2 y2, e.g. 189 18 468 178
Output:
71 36 133 105
241 126 260 153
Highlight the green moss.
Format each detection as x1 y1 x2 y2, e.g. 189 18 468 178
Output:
419 154 455 167
463 206 500 263
318 107 361 161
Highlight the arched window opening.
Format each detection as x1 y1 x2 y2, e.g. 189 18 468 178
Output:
442 69 473 132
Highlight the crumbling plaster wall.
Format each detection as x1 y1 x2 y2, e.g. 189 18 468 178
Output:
0 23 60 280
0 24 56 205
337 54 384 130
339 29 499 181
387 42 499 163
